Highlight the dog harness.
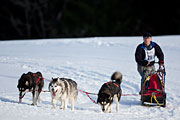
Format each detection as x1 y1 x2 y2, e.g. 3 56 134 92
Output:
106 81 121 96
106 81 119 88
33 73 43 84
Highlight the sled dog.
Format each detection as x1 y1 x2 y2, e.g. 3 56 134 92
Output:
49 77 78 110
17 71 44 105
97 71 122 113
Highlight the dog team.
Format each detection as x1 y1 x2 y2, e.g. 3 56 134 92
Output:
17 71 122 113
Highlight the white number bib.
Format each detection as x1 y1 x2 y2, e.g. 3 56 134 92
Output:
144 48 155 62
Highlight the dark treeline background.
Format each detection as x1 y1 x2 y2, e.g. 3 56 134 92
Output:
0 0 180 40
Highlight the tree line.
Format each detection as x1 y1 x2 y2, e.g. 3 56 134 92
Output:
0 0 180 40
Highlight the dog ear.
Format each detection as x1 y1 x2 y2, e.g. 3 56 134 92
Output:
25 81 29 86
57 77 60 82
27 72 33 76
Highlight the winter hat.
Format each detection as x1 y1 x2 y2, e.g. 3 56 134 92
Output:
143 32 152 39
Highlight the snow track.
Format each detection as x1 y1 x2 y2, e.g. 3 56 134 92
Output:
0 36 180 120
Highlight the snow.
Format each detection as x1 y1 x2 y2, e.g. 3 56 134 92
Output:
0 36 180 120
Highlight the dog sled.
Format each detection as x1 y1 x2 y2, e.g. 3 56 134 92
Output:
141 65 166 107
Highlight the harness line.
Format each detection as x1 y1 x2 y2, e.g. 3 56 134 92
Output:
78 89 98 104
77 89 154 105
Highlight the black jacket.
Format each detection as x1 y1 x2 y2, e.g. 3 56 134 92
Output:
135 41 164 66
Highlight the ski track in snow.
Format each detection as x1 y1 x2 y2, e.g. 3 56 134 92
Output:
0 36 180 120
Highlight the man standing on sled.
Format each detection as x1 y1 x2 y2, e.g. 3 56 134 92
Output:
135 32 164 94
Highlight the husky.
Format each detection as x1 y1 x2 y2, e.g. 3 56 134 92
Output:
49 77 78 110
97 71 122 113
17 71 44 105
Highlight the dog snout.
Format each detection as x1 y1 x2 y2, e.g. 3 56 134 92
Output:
102 105 105 112
19 91 26 102
52 88 54 92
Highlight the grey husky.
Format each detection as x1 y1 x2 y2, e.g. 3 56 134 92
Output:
97 71 122 113
49 77 78 110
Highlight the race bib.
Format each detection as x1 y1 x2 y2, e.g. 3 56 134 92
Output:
144 48 155 62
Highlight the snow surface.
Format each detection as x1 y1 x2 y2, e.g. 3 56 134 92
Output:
0 36 180 120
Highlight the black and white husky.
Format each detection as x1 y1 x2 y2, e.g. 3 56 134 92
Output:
17 71 44 105
49 77 78 110
97 71 122 113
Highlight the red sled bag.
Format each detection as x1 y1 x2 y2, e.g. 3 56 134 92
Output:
141 65 166 107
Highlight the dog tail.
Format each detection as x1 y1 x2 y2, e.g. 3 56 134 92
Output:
111 71 122 84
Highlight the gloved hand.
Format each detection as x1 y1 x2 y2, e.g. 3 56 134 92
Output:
159 65 164 71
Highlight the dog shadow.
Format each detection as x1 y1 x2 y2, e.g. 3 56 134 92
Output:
41 100 52 106
0 96 32 105
75 106 100 113
0 97 19 104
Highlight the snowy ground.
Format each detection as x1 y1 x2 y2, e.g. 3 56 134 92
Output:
0 36 180 120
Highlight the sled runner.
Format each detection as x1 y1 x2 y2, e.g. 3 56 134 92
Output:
141 65 166 107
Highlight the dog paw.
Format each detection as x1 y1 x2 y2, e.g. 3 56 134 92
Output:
31 103 35 106
31 103 37 106
18 99 22 103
